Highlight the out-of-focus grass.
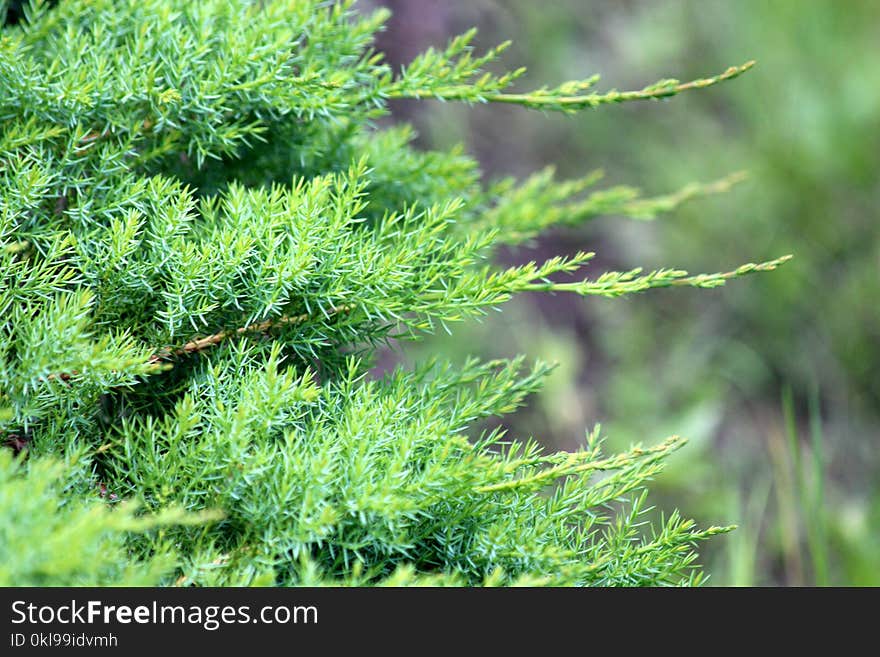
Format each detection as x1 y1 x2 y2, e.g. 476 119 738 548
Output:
725 388 879 587
376 0 880 585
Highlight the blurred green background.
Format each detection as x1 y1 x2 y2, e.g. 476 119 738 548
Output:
371 0 880 585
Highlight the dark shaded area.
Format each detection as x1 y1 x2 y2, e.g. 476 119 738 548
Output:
3 0 59 26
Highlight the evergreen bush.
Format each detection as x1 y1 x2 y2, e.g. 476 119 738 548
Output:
1 0 788 586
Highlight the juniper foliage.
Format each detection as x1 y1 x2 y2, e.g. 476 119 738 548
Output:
0 0 787 586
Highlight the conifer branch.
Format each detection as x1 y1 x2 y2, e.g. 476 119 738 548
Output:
522 254 793 297
476 435 685 493
72 119 156 155
42 306 355 382
480 61 756 110
480 170 749 244
389 60 756 112
148 305 355 363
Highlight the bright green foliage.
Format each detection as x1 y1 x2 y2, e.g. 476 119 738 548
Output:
0 448 217 586
0 0 782 586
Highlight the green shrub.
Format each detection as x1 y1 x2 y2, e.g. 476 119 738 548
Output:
0 0 785 586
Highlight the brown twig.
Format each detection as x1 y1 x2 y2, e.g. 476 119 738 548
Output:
73 119 155 155
149 304 354 363
3 432 29 454
40 305 354 384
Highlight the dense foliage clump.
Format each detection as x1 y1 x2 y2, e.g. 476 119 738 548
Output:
0 0 785 586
